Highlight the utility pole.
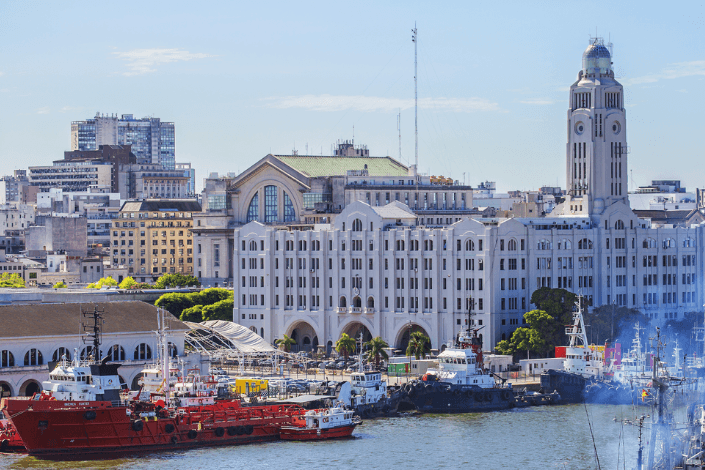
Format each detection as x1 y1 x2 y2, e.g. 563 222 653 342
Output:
411 24 418 169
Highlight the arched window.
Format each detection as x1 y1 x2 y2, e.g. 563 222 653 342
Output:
465 239 475 251
663 238 676 249
246 192 259 222
578 238 593 250
614 220 625 230
250 326 257 333
339 296 347 308
283 191 296 222
643 238 656 249
168 342 178 358
249 240 257 251
507 239 517 251
352 219 363 231
260 327 265 337
537 239 552 250
684 238 696 248
52 347 71 362
24 349 43 366
80 346 98 360
106 345 126 361
367 296 375 308
1 350 14 368
563 239 572 250
134 343 152 360
264 185 278 223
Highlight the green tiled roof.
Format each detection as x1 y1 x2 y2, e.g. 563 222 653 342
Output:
273 155 408 178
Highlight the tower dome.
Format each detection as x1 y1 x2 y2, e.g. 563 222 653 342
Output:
582 39 611 74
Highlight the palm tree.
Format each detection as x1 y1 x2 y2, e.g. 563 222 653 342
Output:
364 336 389 370
275 334 296 353
335 333 356 362
406 331 430 360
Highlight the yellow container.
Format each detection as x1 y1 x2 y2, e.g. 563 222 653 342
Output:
233 378 268 395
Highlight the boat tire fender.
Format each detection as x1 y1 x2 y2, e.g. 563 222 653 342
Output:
501 390 512 401
84 410 97 421
227 426 238 436
215 427 225 437
244 425 254 435
132 419 144 432
170 435 178 445
0 439 8 451
164 423 175 434
187 430 198 440
236 426 246 435
465 390 473 399
484 392 492 402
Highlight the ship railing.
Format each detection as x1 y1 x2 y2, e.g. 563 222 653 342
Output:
565 326 583 335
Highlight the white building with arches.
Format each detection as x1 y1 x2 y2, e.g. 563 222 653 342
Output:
0 301 189 398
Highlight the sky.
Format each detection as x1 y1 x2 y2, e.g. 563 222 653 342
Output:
0 1 704 193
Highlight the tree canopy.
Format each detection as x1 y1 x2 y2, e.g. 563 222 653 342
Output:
154 274 201 289
495 310 555 357
336 333 356 361
406 331 430 359
583 305 649 345
364 336 389 369
118 276 137 289
154 288 233 320
86 276 118 289
0 273 25 288
276 335 296 352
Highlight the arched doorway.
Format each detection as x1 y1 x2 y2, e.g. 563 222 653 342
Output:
287 321 319 353
0 381 12 397
395 324 431 355
19 379 41 397
342 322 373 353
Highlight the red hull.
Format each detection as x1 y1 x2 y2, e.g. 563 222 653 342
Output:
2 398 300 458
279 424 357 441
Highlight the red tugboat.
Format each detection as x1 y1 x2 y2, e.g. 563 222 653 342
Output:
0 307 303 458
280 404 360 441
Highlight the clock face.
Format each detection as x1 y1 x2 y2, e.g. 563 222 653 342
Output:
612 121 621 135
575 122 585 135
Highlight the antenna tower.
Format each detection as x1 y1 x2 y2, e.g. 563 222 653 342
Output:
82 305 105 361
412 24 418 169
397 109 402 162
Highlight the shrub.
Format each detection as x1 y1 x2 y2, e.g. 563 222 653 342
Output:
86 276 118 289
154 274 201 289
53 281 67 289
0 273 25 288
118 276 137 289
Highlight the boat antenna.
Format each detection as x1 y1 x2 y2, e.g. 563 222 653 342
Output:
81 304 105 362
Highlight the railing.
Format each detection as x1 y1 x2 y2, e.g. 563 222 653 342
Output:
337 307 347 314
565 327 583 335
350 307 362 314
365 307 375 314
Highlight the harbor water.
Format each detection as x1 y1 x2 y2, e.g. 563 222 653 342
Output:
2 404 643 470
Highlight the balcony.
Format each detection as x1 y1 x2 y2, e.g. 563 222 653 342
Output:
350 307 362 314
337 307 347 314
364 307 375 314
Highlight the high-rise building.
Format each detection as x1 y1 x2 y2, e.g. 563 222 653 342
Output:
176 163 196 196
71 113 176 169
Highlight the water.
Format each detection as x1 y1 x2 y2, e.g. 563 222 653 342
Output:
1 404 643 470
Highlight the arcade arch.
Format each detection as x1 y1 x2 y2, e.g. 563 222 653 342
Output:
394 324 431 354
286 321 320 353
19 379 41 397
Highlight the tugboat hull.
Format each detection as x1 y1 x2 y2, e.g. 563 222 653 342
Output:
540 369 587 403
280 424 357 441
405 381 514 413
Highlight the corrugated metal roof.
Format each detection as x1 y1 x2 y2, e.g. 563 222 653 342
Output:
0 301 189 339
272 155 407 178
372 202 416 219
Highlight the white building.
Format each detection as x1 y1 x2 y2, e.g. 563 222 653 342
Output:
231 39 705 353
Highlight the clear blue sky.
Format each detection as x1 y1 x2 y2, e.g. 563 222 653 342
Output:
1 1 703 193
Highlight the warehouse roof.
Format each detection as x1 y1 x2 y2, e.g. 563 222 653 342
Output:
120 199 202 213
273 155 408 178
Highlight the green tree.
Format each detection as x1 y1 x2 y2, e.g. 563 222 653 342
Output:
364 336 389 369
118 276 137 289
0 273 25 288
496 310 557 358
154 274 201 289
180 304 204 322
201 298 234 321
406 331 430 359
155 292 195 318
52 281 67 288
335 333 356 361
156 288 234 319
531 287 579 326
86 276 118 289
276 334 297 352
584 305 648 345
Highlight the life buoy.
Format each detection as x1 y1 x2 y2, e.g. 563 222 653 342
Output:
132 420 144 432
215 427 225 437
108 379 113 386
187 430 198 440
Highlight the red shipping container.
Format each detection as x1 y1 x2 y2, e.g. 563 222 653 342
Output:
555 346 567 358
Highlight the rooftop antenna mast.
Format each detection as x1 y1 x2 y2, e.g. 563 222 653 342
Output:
397 109 402 163
412 23 418 169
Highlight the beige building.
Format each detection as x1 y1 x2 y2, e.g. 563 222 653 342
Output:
111 199 201 282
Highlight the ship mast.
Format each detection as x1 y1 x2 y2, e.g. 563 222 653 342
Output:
81 305 105 362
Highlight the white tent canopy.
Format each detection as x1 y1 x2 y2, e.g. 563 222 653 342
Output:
184 320 277 354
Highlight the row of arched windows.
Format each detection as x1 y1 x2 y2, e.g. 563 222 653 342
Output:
0 343 176 368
